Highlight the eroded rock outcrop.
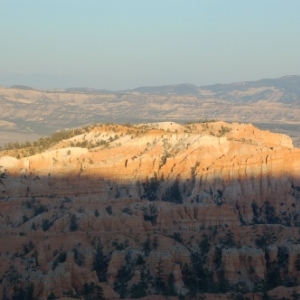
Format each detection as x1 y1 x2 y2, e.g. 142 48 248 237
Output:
1 121 300 299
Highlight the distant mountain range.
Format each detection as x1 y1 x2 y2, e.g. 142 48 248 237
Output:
1 75 300 145
63 75 300 104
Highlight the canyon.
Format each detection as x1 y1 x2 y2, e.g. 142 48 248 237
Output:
1 121 300 299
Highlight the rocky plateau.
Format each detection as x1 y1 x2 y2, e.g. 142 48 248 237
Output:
1 121 300 299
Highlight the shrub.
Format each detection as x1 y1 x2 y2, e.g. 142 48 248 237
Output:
142 204 158 225
22 241 34 255
152 236 159 250
74 248 84 266
218 125 231 136
52 252 67 270
70 214 78 231
105 205 113 215
33 204 47 216
122 207 132 215
42 219 53 231
173 232 183 244
136 255 145 265
159 150 170 168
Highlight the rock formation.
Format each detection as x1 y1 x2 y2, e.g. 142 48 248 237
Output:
1 121 300 299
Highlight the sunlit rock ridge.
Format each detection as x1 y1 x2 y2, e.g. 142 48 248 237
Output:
1 121 300 299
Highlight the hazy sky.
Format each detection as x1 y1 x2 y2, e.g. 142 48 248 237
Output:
1 1 300 90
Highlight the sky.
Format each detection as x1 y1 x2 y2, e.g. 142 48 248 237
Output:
0 0 300 90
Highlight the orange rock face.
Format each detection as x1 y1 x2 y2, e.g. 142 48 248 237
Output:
1 121 300 299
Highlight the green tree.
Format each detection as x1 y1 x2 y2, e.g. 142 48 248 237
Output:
81 282 104 300
130 282 147 298
143 237 151 256
93 242 108 282
164 273 177 296
162 178 182 204
114 252 134 298
155 257 165 294
152 236 159 250
143 173 160 201
47 293 57 300
295 254 300 271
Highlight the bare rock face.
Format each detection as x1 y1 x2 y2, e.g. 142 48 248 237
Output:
1 121 300 299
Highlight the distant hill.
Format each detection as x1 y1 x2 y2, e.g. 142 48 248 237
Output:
200 75 300 104
64 87 114 94
126 83 200 95
10 84 34 90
